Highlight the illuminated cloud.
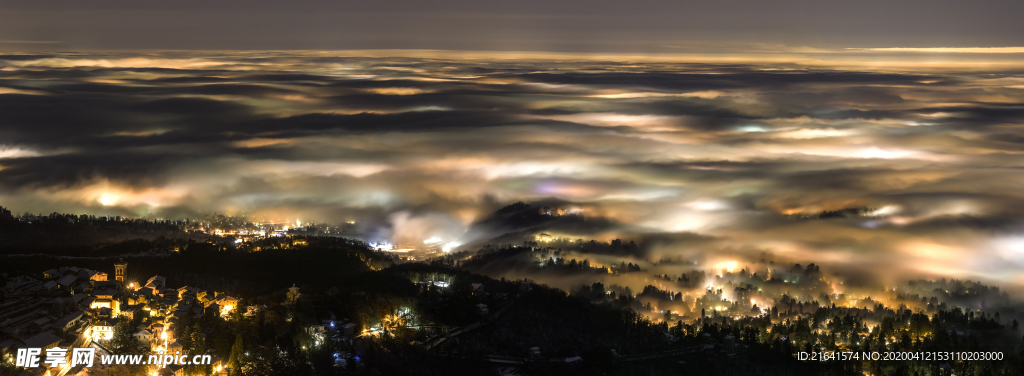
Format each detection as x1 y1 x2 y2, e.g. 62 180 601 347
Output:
2 51 1024 293
850 47 1024 53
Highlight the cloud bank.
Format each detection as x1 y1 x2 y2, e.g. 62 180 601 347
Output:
2 51 1024 293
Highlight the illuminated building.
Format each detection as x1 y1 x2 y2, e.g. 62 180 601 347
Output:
115 259 128 285
90 318 118 341
287 284 302 303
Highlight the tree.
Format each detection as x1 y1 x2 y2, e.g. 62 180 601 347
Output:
186 323 205 354
184 323 209 376
110 318 141 354
228 334 245 375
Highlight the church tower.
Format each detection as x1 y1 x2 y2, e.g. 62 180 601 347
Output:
286 284 301 303
115 260 127 284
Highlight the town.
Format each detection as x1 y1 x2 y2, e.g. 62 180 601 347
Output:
3 259 252 375
2 206 1024 376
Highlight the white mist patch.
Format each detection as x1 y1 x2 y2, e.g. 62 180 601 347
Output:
993 237 1024 267
388 211 467 247
867 205 900 216
0 146 43 159
736 125 769 133
686 199 730 212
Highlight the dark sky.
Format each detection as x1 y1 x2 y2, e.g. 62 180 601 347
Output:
1 0 1023 51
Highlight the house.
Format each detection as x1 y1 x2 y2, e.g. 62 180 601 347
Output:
47 297 73 314
0 338 24 361
210 356 227 375
121 304 147 321
92 289 116 300
149 323 165 336
341 323 358 337
53 311 85 334
135 329 153 343
177 286 197 300
41 281 59 292
74 281 92 294
79 296 96 310
90 298 118 318
92 271 109 282
173 302 192 313
166 339 184 354
30 317 52 332
90 318 118 341
92 281 119 291
146 276 167 291
242 305 266 317
142 285 160 296
215 296 239 316
68 293 86 305
165 363 186 376
23 332 62 350
58 274 79 292
471 283 486 296
78 269 107 282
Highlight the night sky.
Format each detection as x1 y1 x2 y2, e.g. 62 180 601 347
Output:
2 2 1024 294
1 0 1023 51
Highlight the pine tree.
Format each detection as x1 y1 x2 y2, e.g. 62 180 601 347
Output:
110 319 140 354
187 323 205 355
183 323 209 376
228 334 244 374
